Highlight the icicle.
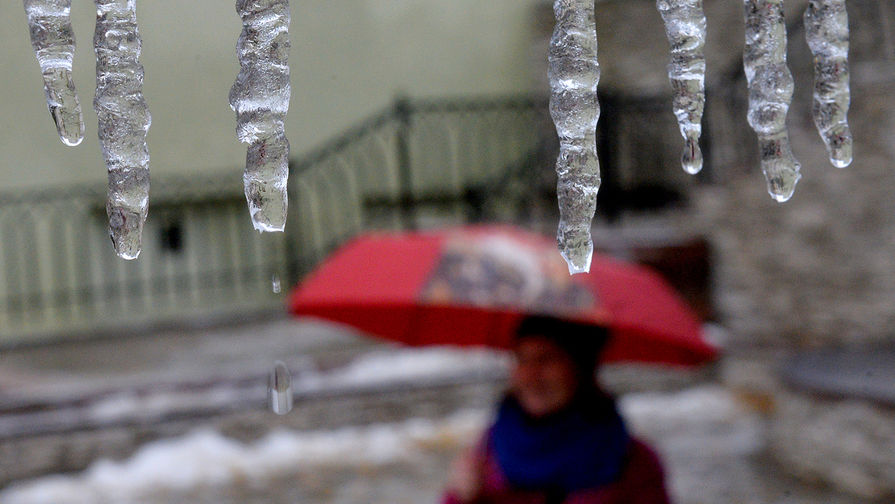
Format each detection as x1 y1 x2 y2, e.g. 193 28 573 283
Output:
549 0 600 275
94 0 151 260
23 0 85 147
804 0 852 168
657 0 707 175
229 0 291 233
742 0 801 202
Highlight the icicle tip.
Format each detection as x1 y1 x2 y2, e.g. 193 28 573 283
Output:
827 128 853 168
107 206 144 260
765 170 801 203
50 92 85 146
243 133 289 232
557 228 593 275
246 188 287 233
251 218 286 233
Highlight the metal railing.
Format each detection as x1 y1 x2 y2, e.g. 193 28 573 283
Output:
0 96 549 346
0 85 751 346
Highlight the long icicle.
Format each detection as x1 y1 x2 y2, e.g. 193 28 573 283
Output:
94 0 151 259
743 0 801 202
23 0 85 147
657 0 707 175
804 0 852 168
549 0 600 275
230 0 291 232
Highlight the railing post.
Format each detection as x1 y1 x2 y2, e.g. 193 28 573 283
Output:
596 92 621 223
394 97 417 231
699 91 714 185
283 160 302 287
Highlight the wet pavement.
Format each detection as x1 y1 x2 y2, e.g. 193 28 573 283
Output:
0 316 878 503
0 316 370 401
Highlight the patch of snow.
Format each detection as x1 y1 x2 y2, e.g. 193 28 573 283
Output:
298 346 510 390
0 409 490 504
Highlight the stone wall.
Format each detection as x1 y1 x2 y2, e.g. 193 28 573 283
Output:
770 389 895 500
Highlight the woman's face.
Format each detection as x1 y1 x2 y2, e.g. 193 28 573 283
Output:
510 335 579 417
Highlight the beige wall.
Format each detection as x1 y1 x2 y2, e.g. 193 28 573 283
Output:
0 0 542 191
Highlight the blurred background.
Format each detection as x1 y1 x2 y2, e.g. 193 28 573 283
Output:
1 0 894 502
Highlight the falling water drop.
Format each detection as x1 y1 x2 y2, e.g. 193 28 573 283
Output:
549 0 600 275
268 361 292 415
271 273 281 294
742 0 801 202
23 0 85 147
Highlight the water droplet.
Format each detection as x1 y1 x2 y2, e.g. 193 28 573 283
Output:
271 274 281 293
268 361 292 415
681 138 703 175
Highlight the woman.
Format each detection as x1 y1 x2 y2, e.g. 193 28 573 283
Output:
442 315 671 504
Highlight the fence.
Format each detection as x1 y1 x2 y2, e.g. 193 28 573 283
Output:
0 84 754 346
0 96 549 346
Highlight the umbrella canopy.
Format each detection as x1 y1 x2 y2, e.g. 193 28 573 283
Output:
288 225 717 366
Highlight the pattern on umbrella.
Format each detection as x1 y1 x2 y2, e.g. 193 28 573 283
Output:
421 233 595 315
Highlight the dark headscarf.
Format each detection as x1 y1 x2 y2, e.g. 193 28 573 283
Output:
514 314 610 389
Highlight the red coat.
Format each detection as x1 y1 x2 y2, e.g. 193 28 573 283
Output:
441 437 671 504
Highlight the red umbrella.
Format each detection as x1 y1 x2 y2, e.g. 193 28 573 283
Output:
288 225 717 366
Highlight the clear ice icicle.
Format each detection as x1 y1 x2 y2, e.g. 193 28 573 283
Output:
656 0 707 175
23 0 85 146
268 361 292 415
743 0 801 202
804 0 852 168
94 0 151 260
549 0 600 275
230 0 291 233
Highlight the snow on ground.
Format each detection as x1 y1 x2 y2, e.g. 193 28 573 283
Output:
1 386 757 504
620 385 764 456
297 346 511 390
1 409 489 504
